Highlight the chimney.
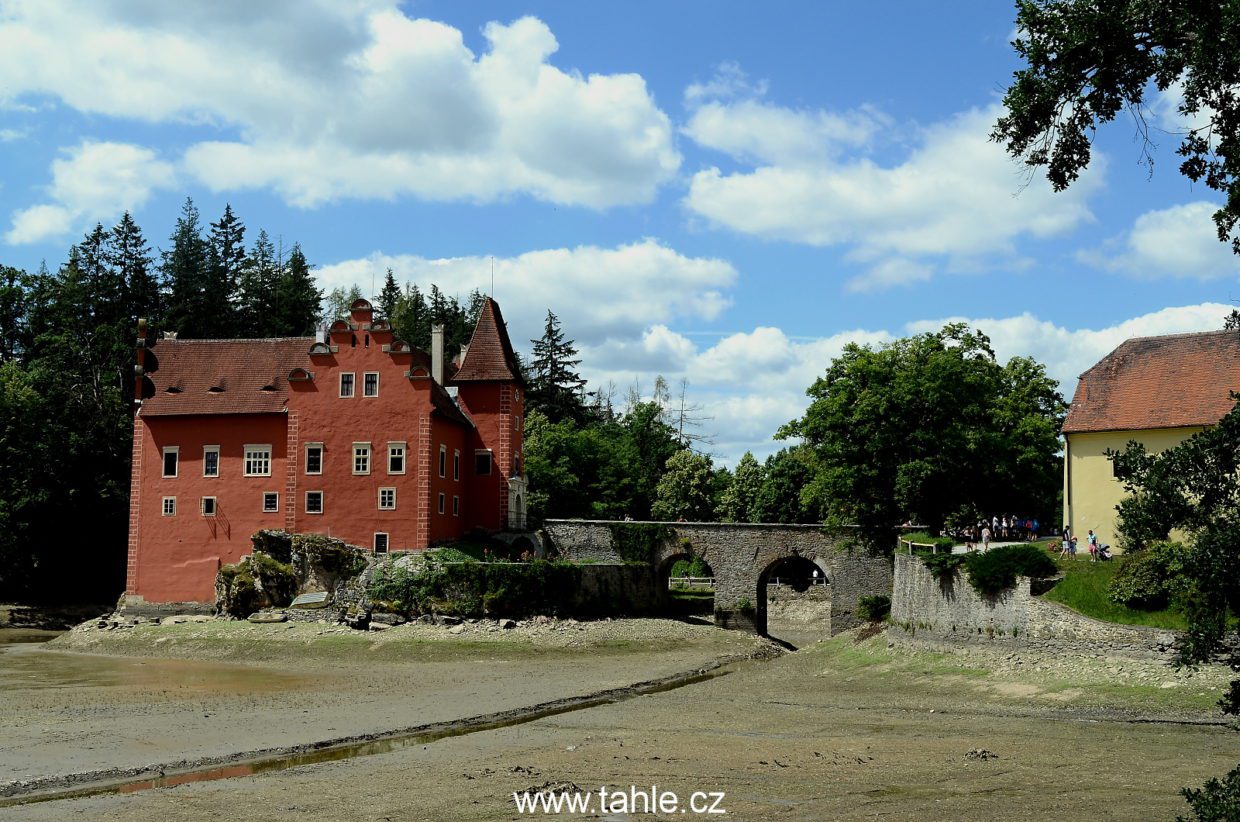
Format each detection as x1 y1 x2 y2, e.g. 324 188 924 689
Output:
431 324 445 385
315 325 327 345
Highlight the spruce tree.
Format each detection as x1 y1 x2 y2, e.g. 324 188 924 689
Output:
376 268 400 320
237 229 277 334
109 212 159 330
271 243 322 336
205 204 245 337
528 310 587 423
162 198 211 338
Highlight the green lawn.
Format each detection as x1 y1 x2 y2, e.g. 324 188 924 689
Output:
1042 555 1188 630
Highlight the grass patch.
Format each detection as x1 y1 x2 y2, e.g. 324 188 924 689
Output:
1042 557 1188 630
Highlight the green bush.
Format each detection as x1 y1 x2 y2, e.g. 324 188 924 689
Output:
669 555 712 579
858 594 891 622
609 523 673 564
366 559 583 618
964 544 1057 597
917 551 967 582
1179 763 1240 821
1108 540 1190 610
904 531 955 552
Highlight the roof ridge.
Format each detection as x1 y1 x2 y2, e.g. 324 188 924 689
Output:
157 337 315 343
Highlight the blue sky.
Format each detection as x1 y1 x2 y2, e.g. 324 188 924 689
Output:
1 1 1235 463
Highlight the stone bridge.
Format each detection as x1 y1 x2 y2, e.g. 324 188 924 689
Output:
543 520 893 636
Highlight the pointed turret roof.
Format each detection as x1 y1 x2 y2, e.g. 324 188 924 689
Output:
450 297 524 384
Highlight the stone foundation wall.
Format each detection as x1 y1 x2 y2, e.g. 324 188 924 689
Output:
891 553 1179 655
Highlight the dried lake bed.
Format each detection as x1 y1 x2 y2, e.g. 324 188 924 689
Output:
1 619 1236 820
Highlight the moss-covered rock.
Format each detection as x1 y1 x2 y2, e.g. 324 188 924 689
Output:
215 553 297 618
290 533 369 595
250 530 293 563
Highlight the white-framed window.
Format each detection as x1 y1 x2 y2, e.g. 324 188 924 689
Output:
162 496 176 516
162 446 179 478
305 491 324 514
339 372 355 398
373 532 389 554
388 442 405 475
378 487 396 510
363 372 379 397
201 496 217 517
452 495 460 517
438 492 445 515
453 449 460 481
263 492 279 513
203 445 220 477
353 443 371 475
305 443 323 475
244 445 272 477
438 444 446 477
475 450 492 476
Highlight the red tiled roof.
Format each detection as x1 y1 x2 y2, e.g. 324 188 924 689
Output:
140 338 312 416
1062 330 1240 433
450 298 523 384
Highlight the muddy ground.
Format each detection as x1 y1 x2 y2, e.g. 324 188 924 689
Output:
3 620 1238 820
0 618 763 788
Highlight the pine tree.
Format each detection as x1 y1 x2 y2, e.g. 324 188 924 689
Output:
271 243 322 336
391 282 428 348
162 198 211 337
237 229 277 334
109 212 159 330
528 310 587 423
376 268 400 320
205 204 245 337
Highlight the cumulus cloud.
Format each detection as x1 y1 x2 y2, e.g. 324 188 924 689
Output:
316 239 736 348
5 141 176 244
0 4 679 209
1077 201 1239 280
583 303 1231 465
684 100 1103 291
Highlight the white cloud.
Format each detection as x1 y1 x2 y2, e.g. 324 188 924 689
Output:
1078 201 1238 280
5 141 176 244
579 303 1230 466
0 6 679 209
684 103 1103 291
317 239 736 348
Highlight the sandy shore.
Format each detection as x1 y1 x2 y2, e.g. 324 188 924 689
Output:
3 621 1236 820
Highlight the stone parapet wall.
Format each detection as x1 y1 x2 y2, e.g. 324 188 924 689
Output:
891 553 1180 656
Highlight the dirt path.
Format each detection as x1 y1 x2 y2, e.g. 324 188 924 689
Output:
5 629 1235 820
0 618 762 789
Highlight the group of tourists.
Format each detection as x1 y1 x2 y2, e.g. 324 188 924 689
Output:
954 514 1041 549
1056 528 1112 562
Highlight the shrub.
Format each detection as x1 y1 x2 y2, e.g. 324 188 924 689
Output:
1108 540 1190 610
904 531 955 552
609 523 673 564
858 594 891 622
1179 763 1240 821
669 555 712 579
918 551 966 582
366 559 583 618
964 544 1057 597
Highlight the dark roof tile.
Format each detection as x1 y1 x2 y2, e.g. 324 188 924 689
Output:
450 298 523 384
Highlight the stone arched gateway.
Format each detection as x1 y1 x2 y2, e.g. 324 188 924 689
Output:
543 520 893 636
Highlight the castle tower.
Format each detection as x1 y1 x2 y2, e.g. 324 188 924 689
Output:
450 298 527 531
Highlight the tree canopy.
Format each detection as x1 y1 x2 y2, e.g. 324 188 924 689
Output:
779 323 1066 544
993 0 1240 255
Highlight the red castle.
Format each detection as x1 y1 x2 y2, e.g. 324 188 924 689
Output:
124 297 527 606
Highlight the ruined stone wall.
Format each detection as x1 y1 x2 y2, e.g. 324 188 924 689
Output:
891 552 1180 655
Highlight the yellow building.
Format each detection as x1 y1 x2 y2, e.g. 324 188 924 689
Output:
1062 329 1240 550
